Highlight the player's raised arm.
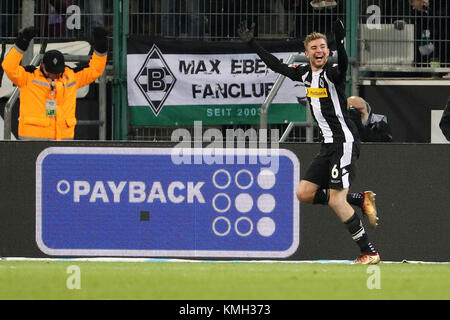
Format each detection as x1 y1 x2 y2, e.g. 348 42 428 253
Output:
238 21 298 80
332 19 348 82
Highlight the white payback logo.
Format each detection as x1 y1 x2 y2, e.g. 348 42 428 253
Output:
56 180 205 204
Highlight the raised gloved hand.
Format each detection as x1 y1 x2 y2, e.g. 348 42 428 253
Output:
237 21 255 43
15 26 37 52
92 27 108 54
333 19 346 46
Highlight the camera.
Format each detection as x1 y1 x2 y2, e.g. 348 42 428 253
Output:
348 106 361 119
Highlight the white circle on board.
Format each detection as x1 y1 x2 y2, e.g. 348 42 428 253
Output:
234 193 253 213
257 194 276 213
234 169 254 189
257 217 276 237
235 217 253 237
257 169 276 190
212 193 231 213
212 216 231 236
212 169 231 189
57 180 70 194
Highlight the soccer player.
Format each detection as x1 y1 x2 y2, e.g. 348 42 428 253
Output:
238 20 380 264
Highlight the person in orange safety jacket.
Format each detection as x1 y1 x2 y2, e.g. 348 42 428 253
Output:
1 26 107 140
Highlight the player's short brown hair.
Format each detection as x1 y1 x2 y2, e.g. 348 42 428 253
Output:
303 32 328 49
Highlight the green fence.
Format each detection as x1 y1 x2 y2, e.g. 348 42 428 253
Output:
2 1 448 141
112 0 359 141
113 0 129 140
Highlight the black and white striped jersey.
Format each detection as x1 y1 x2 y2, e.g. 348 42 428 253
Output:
248 39 359 144
296 63 358 143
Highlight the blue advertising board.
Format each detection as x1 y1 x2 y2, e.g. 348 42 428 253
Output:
36 147 300 258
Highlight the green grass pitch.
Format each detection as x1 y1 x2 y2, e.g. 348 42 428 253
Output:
0 260 448 300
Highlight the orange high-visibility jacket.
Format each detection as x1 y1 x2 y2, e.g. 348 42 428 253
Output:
1 46 107 140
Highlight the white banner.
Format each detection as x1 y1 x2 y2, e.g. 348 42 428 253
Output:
1 41 92 99
127 47 307 110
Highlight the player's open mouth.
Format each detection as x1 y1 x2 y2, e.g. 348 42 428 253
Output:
315 56 324 62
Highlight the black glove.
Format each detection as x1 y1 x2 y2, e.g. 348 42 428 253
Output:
333 19 345 46
237 21 255 43
92 27 108 54
15 26 37 51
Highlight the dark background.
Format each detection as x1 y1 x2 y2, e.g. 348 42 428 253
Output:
360 84 449 143
0 141 448 262
1 82 448 142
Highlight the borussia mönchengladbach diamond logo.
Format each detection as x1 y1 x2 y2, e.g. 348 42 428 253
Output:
134 44 176 116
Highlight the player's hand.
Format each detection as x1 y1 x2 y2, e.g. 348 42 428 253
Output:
237 21 255 43
333 19 345 45
15 26 37 51
92 27 108 54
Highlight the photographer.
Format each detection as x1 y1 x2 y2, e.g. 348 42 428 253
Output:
347 96 393 142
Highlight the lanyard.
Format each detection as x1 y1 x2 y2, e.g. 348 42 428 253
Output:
49 80 56 97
